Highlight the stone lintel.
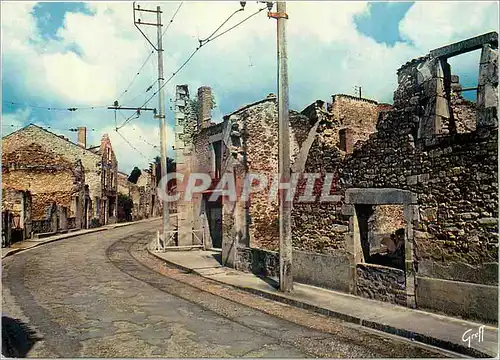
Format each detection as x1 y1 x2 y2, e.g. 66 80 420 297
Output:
430 31 498 59
209 133 223 143
345 188 418 205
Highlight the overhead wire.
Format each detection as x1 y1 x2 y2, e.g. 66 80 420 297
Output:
116 50 155 102
2 100 107 112
115 128 150 161
162 2 183 37
114 110 159 151
118 4 267 130
119 2 183 106
2 5 184 114
1 123 98 132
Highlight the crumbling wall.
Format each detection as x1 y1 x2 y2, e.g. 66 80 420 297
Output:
2 143 85 223
291 96 381 255
193 123 225 179
223 95 280 250
339 108 498 277
330 94 380 146
3 125 102 201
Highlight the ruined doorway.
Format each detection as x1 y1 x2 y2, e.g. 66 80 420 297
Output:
84 198 89 229
344 188 418 308
204 194 222 248
356 205 406 270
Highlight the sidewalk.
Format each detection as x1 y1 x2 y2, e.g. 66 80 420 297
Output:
149 248 498 358
2 217 161 259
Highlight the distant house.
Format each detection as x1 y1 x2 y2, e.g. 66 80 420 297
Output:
117 166 160 222
2 124 118 235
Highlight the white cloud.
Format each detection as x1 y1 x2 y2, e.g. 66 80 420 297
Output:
1 108 33 137
399 1 499 52
2 1 498 172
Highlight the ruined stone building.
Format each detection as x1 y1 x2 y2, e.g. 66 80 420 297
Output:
2 124 118 236
117 165 160 221
170 32 498 324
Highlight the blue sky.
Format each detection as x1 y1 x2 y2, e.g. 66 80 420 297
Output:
2 1 498 173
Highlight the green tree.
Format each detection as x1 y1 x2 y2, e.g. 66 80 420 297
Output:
189 94 217 120
128 167 142 184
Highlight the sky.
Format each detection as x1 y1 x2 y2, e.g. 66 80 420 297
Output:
2 1 498 174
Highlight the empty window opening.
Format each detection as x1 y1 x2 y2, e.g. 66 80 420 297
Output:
446 50 481 133
212 140 222 179
356 204 406 270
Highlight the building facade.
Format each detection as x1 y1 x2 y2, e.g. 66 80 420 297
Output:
2 124 118 235
170 32 498 323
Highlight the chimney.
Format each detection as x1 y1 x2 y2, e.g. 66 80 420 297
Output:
77 127 87 148
197 86 212 129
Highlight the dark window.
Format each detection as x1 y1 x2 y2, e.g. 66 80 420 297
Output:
213 140 222 179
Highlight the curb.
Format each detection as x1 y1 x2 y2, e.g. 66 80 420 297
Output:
2 227 108 259
2 218 161 260
147 247 493 359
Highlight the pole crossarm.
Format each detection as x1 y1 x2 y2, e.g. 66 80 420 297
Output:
133 1 160 51
268 11 288 19
135 21 162 27
107 106 156 112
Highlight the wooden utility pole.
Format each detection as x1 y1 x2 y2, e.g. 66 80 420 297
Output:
269 1 293 292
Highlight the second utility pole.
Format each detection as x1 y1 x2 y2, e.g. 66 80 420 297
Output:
156 6 169 243
270 1 293 292
133 2 169 241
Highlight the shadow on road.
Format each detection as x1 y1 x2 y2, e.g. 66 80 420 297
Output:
2 316 42 358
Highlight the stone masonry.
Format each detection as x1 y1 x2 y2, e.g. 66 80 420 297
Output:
2 124 118 229
172 33 498 323
2 142 85 232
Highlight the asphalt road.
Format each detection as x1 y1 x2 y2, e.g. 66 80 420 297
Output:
2 219 452 358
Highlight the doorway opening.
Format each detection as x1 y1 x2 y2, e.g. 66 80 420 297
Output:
356 204 406 270
203 194 222 248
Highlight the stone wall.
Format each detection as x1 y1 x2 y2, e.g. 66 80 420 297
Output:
330 94 380 146
117 172 130 196
1 188 32 240
193 122 225 179
339 112 498 271
356 263 406 305
235 246 351 293
1 124 114 226
2 143 85 224
222 95 281 250
3 125 102 201
236 247 280 278
416 276 498 322
291 96 381 255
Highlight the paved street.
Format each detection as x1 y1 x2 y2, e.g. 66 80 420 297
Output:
2 220 451 358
